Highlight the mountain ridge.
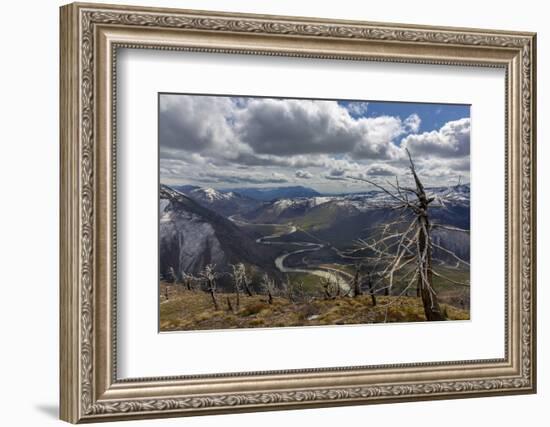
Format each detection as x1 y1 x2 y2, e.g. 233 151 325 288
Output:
159 185 279 281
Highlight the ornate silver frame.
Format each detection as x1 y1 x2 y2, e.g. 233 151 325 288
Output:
60 2 536 423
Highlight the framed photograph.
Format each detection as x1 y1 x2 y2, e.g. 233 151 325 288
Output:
60 2 537 423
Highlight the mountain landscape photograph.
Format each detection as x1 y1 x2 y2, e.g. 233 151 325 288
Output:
158 93 471 331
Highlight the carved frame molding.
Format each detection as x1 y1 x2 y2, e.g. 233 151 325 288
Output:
60 2 536 423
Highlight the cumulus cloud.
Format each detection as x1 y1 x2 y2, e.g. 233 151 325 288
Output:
195 171 289 185
328 167 347 178
159 95 237 153
231 152 327 168
323 159 405 181
295 170 313 179
345 101 369 117
160 95 421 165
365 164 403 176
235 99 411 160
404 113 421 133
236 99 355 155
350 115 405 160
324 174 347 181
401 118 470 158
159 94 470 189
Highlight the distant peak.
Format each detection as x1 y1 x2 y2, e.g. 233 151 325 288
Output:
191 186 233 202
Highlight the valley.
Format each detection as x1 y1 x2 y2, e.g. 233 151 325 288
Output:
159 182 471 330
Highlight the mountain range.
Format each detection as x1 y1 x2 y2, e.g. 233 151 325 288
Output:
160 183 470 281
173 185 260 216
159 185 278 281
217 185 321 201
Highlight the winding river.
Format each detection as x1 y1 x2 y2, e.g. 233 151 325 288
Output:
229 215 351 293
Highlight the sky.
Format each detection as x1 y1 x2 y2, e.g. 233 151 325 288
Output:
159 93 470 193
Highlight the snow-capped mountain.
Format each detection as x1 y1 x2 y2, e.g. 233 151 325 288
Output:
268 196 336 215
239 184 470 263
429 184 470 206
190 187 235 202
244 184 470 224
159 185 277 280
223 185 321 201
172 185 261 217
337 184 471 211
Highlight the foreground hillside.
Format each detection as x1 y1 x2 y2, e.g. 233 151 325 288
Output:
159 283 469 331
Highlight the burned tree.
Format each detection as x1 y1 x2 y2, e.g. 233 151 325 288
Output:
362 270 377 306
242 272 254 297
261 273 275 305
168 266 177 284
282 274 294 303
292 279 308 303
229 263 246 310
200 264 219 310
321 276 339 300
351 265 362 298
232 263 255 297
346 149 469 321
181 272 195 291
226 296 234 313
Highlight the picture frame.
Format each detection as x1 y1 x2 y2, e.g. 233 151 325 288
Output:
59 2 536 423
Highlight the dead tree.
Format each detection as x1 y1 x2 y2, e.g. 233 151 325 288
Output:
334 274 342 297
200 264 219 310
261 273 275 304
240 265 254 296
168 266 177 284
230 263 246 310
363 271 377 306
295 280 307 303
181 272 195 291
321 276 339 299
345 149 469 321
283 274 294 302
352 265 362 298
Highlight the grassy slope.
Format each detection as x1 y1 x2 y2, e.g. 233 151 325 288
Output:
159 283 469 332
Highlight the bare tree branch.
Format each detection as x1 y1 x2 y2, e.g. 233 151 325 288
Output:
431 242 470 266
432 270 470 287
432 224 470 233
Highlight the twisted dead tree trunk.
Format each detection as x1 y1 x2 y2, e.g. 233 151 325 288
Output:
283 275 294 302
168 266 177 284
261 273 275 304
226 297 234 313
230 263 245 310
343 149 458 321
200 264 219 310
181 272 194 291
243 277 254 297
321 276 339 299
410 155 445 321
352 266 362 298
364 271 377 306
